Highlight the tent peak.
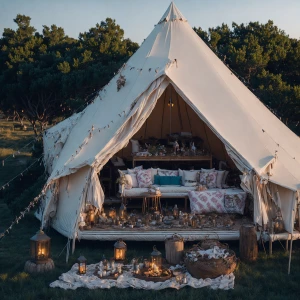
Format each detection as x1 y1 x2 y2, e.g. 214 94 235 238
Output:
158 2 187 24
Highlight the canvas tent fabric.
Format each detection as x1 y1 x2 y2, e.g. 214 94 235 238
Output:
40 2 300 239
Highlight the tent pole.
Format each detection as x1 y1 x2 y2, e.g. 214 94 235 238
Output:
288 235 293 274
288 194 297 274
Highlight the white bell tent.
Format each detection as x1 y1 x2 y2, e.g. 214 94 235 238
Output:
38 3 300 244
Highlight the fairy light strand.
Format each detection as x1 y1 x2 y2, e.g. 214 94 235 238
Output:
0 155 43 191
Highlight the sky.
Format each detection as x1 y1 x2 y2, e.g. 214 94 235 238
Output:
0 0 300 44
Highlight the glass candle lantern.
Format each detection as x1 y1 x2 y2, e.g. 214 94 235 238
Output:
119 203 127 220
191 215 198 228
77 255 87 275
173 205 179 219
114 239 127 261
151 245 162 268
108 207 116 219
30 229 51 264
87 209 95 225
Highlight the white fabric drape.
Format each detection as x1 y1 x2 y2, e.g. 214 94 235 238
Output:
86 168 104 210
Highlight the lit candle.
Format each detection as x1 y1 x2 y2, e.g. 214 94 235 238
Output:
152 263 159 273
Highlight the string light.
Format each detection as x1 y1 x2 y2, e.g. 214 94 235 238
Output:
0 155 43 191
0 189 45 241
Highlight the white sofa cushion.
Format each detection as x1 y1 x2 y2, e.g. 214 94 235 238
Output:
125 173 138 189
182 170 199 187
123 185 197 197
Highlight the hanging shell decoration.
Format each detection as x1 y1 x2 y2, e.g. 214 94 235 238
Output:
117 74 126 91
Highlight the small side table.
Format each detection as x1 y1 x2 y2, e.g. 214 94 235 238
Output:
140 193 162 213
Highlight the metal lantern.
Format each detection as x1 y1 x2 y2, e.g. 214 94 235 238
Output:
30 229 51 264
191 215 198 228
114 239 127 261
87 209 95 225
119 203 127 220
108 207 117 219
77 255 87 275
173 204 179 219
151 245 162 268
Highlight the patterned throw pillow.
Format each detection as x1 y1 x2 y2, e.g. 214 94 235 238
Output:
189 190 226 214
137 169 152 188
183 170 199 187
224 193 246 214
158 169 179 176
127 165 143 174
199 171 217 188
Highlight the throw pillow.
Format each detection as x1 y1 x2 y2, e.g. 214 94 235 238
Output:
183 170 199 187
216 170 225 189
201 168 215 172
124 173 138 189
151 168 158 182
130 139 140 153
224 193 246 214
127 165 143 174
158 169 179 176
222 171 229 187
199 171 218 189
137 169 152 188
159 176 182 186
154 175 161 185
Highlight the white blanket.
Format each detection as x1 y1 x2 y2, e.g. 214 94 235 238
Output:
50 263 235 290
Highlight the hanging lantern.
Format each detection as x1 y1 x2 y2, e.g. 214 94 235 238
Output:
168 98 174 107
173 204 179 219
151 245 162 268
30 229 51 264
77 255 87 275
114 239 127 261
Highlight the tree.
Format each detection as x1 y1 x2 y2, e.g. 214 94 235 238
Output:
194 21 300 134
0 15 139 136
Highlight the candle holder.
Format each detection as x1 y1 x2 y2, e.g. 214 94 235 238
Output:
77 254 87 275
114 239 127 262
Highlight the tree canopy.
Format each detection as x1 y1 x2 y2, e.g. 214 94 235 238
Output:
0 15 299 136
0 15 138 135
194 21 300 134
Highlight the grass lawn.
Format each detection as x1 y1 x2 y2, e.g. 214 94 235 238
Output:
0 212 299 300
0 119 300 299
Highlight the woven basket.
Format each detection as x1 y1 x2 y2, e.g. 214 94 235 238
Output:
184 249 237 279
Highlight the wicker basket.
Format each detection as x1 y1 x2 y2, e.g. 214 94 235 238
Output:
184 249 237 279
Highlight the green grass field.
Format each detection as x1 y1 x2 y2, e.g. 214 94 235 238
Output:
0 119 300 300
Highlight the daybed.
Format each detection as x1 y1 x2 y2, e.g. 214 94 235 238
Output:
118 167 247 214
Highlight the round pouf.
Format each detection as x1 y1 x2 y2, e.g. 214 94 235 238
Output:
24 259 55 273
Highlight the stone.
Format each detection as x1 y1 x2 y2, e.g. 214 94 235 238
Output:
24 259 55 273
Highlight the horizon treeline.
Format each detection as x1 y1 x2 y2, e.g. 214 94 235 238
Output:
0 15 299 135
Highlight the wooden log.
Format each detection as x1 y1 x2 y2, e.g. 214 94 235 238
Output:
165 235 184 265
239 224 258 262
